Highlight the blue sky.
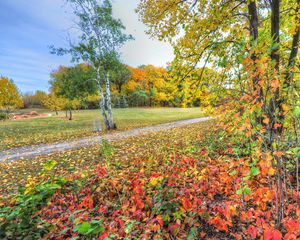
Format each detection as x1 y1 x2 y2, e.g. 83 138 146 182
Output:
0 0 173 93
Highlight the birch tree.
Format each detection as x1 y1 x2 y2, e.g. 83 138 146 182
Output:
51 0 132 129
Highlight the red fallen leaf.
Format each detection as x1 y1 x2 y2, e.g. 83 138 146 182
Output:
151 223 160 232
132 180 143 195
112 210 120 216
284 233 297 240
156 215 164 226
94 166 107 178
133 196 144 210
227 147 233 154
98 206 108 214
181 197 192 211
247 225 259 238
283 219 300 234
169 223 180 234
200 148 207 155
264 227 282 240
116 218 125 228
98 232 109 240
79 196 93 209
208 216 229 232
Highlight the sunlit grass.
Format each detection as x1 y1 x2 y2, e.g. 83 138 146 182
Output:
0 108 204 150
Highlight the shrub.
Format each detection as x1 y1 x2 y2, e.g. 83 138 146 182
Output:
0 112 8 120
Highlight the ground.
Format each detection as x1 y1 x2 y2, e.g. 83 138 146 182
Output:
0 117 211 162
1 119 297 239
0 108 203 151
0 109 298 239
0 121 211 201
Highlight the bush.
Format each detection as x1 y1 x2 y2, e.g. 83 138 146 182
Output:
0 112 8 120
114 95 128 108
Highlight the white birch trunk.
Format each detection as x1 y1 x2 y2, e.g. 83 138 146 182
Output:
104 71 115 129
96 69 110 129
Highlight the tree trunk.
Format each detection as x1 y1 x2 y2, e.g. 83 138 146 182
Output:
248 0 265 129
271 0 280 72
286 0 300 84
118 84 122 94
248 1 260 87
105 72 116 129
69 108 72 120
65 109 68 118
269 0 282 136
96 70 110 129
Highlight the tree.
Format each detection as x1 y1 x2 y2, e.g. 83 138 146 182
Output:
138 0 299 133
143 65 167 106
0 77 23 113
43 93 66 115
110 62 131 94
51 0 132 129
23 90 47 108
50 64 97 120
138 0 300 225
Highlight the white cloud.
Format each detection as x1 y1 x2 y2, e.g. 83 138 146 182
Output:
0 0 174 92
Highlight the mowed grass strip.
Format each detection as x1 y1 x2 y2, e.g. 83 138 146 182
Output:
0 108 204 151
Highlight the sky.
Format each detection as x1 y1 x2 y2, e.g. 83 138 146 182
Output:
0 0 174 93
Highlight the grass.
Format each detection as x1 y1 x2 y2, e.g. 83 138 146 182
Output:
0 108 204 150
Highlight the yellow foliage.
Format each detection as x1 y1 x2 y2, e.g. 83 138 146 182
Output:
0 77 23 110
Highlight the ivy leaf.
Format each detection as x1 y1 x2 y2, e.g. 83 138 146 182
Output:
74 222 91 234
294 107 300 116
236 189 243 195
249 167 259 176
244 186 251 195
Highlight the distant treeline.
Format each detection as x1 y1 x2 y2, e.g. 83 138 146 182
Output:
41 63 217 112
1 63 218 115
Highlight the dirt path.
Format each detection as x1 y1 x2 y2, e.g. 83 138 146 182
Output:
0 117 212 162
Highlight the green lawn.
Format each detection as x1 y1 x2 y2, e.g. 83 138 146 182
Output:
0 108 204 150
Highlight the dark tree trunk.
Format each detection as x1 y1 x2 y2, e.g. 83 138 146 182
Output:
248 1 264 127
248 1 260 89
271 0 280 71
248 1 259 42
118 84 122 94
286 0 300 84
269 0 282 135
69 108 72 120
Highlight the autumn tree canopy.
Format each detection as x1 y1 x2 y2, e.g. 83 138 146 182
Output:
138 0 300 227
0 77 23 111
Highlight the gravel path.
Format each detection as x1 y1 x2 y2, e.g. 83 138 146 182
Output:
0 117 212 162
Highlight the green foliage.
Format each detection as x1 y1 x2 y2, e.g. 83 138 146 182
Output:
110 62 131 94
114 95 128 108
0 112 9 120
50 64 97 102
100 139 114 159
0 170 68 239
73 220 105 236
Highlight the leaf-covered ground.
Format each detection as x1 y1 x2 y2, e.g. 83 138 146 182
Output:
0 121 299 239
0 108 203 151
